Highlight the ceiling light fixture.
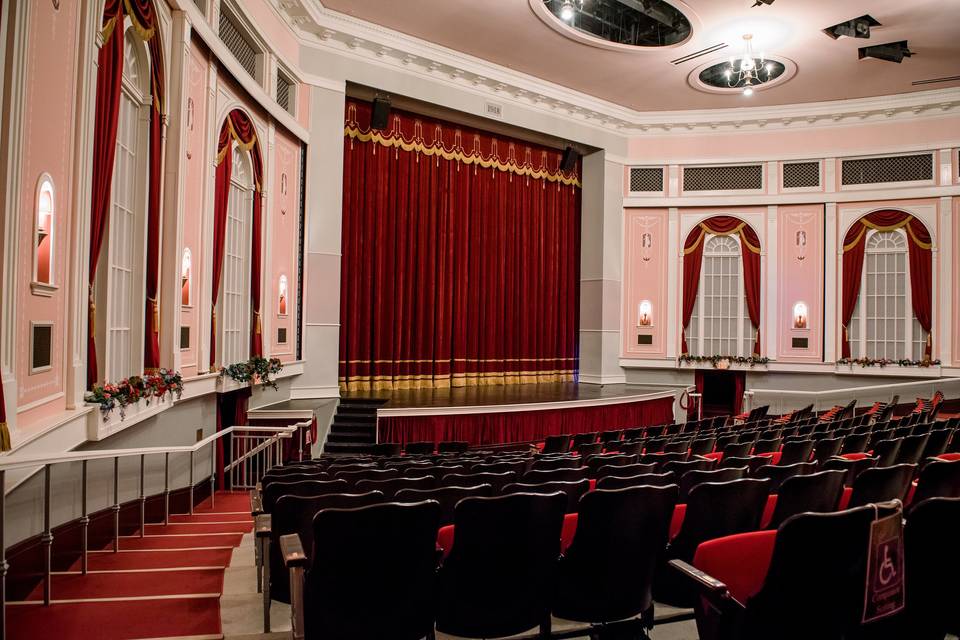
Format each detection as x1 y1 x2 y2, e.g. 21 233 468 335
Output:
722 34 774 96
559 0 580 21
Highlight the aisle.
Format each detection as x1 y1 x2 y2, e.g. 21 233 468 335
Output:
7 491 251 640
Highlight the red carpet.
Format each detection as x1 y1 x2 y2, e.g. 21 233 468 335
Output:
7 491 251 640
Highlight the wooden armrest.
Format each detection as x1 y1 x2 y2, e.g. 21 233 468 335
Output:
669 559 731 597
280 534 309 568
254 513 271 538
250 490 263 516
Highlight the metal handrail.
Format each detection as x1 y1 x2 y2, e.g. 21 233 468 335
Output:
0 420 311 640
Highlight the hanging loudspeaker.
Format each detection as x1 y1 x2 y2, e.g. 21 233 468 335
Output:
560 146 578 173
371 97 392 129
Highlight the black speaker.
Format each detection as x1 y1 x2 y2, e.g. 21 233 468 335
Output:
560 146 578 173
371 97 391 129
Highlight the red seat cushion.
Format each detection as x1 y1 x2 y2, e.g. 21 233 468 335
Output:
760 494 778 529
937 453 960 462
838 486 853 511
839 452 870 461
561 513 578 553
670 504 687 540
702 452 723 461
589 479 596 491
437 524 455 560
694 530 778 605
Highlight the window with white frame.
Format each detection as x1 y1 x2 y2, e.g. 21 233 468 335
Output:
847 229 928 360
219 145 253 366
34 176 55 286
96 26 149 382
686 234 754 357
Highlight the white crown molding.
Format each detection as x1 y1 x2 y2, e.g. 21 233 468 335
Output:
271 1 960 136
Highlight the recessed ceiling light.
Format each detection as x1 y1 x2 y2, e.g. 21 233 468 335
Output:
559 0 577 21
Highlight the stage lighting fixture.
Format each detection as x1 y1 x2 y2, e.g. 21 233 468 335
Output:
560 146 579 173
823 15 880 40
371 96 392 129
859 40 913 64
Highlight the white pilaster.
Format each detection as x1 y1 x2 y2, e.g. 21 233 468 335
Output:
938 197 952 363
199 63 219 372
666 207 679 359
765 205 778 358
824 202 838 363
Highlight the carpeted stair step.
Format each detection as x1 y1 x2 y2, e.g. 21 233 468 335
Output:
326 432 374 444
68 547 235 572
323 442 374 454
22 568 224 601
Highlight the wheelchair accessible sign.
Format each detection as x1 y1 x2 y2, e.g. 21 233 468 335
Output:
862 511 905 623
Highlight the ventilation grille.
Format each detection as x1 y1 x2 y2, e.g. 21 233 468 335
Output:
841 154 933 186
629 167 664 192
32 324 52 371
277 72 293 113
180 326 191 350
219 10 258 79
683 165 763 191
782 161 820 189
277 327 288 344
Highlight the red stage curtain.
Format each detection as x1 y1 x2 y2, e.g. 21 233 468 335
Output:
86 0 124 387
209 111 264 368
378 397 673 446
87 0 164 384
339 100 582 391
0 376 10 451
840 210 933 359
681 217 762 355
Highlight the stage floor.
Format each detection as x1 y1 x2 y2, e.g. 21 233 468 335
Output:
344 382 669 410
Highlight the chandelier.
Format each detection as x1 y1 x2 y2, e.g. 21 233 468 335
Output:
723 34 775 96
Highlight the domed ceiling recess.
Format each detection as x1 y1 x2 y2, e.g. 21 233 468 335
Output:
309 0 960 111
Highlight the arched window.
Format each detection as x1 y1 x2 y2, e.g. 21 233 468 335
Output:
181 248 192 306
278 275 288 316
219 145 253 365
96 26 150 381
34 176 55 286
848 229 929 360
687 234 754 357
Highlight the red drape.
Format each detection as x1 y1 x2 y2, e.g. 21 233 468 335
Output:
681 216 762 356
378 396 674 446
209 111 264 369
840 210 933 359
215 387 251 488
87 0 164 385
86 1 124 387
0 376 10 451
339 100 582 392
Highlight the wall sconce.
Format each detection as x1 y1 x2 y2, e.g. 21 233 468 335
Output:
793 302 808 329
638 300 653 327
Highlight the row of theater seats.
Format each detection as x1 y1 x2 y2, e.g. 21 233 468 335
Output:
251 438 960 639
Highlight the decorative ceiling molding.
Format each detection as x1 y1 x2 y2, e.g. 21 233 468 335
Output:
274 1 960 136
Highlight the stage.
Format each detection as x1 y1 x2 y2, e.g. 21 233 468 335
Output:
343 383 679 447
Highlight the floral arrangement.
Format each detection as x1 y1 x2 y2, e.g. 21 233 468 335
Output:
85 368 184 420
220 356 284 390
837 357 941 369
678 354 771 369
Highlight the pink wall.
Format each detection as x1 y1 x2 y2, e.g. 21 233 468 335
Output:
777 205 824 362
179 42 210 378
954 197 960 366
270 129 301 362
242 0 301 66
15 0 81 426
622 208 668 358
627 116 960 163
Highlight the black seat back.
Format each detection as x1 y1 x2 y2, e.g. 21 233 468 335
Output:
743 503 901 640
530 456 581 471
503 479 589 514
575 442 602 458
901 497 960 638
895 433 931 465
920 429 952 459
839 432 870 455
596 472 676 490
437 440 469 454
471 460 528 476
848 464 917 509
541 435 571 455
812 437 843 463
821 456 879 487
394 484 493 527
403 441 435 455
753 438 782 456
689 437 717 456
436 492 566 638
355 476 435 498
754 462 817 493
766 470 845 529
584 453 638 478
873 437 902 467
269 491 383 603
663 457 717 477
262 479 348 514
911 459 960 506
441 471 516 493
678 467 747 502
305 501 440 640
720 455 768 474
521 467 588 484
332 468 399 485
594 462 657 481
722 441 753 459
553 486 678 623
639 451 687 470
572 432 598 447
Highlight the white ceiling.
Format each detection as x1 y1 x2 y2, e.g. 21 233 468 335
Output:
316 0 960 111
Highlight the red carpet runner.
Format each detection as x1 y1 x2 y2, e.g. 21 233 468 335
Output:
7 491 251 640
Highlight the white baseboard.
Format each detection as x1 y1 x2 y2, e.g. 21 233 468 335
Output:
578 373 628 385
289 386 341 399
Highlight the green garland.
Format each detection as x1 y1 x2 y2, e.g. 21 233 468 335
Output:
85 369 184 420
220 356 284 390
837 357 941 368
677 355 770 368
